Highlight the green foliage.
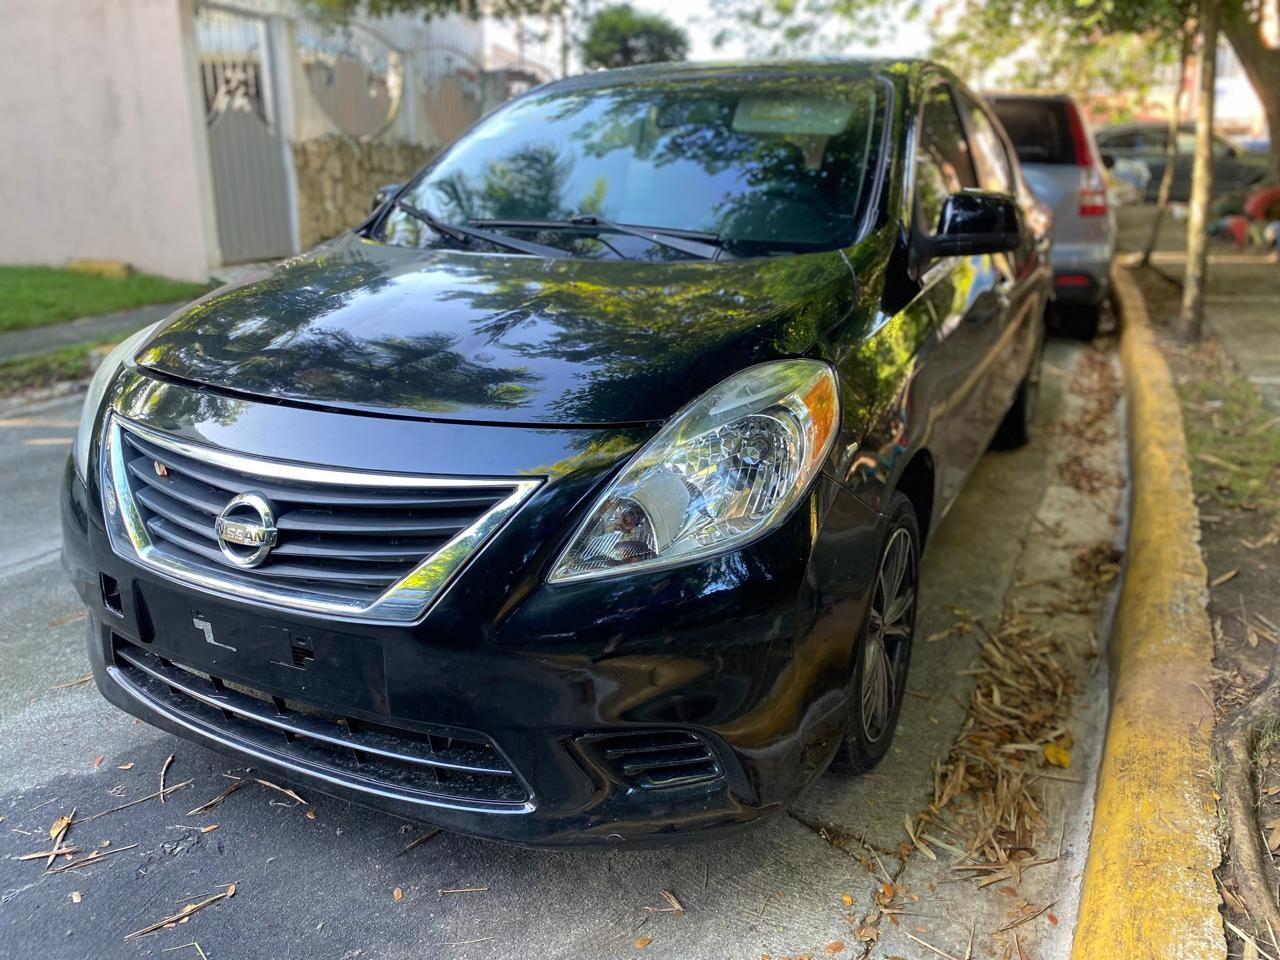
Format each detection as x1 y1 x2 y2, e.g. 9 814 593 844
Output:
579 4 689 69
710 0 1190 85
305 0 562 21
710 0 923 57
0 267 209 334
929 0 1179 119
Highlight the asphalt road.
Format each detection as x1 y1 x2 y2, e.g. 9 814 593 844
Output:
0 340 1112 960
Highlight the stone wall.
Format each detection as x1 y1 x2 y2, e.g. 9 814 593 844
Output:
294 136 436 250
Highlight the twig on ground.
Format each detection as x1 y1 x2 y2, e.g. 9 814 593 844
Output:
124 884 236 941
398 828 441 855
253 778 305 805
900 930 964 960
77 780 193 823
428 938 495 948
997 902 1054 932
45 844 139 875
16 845 80 861
160 944 210 960
186 780 246 816
53 674 93 689
160 754 174 803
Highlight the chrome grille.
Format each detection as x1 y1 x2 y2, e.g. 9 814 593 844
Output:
102 417 540 621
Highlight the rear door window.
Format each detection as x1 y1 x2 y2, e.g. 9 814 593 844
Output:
990 98 1074 165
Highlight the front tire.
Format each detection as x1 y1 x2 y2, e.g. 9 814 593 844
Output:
834 492 920 774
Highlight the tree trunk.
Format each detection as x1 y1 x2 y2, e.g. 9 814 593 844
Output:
1177 1 1218 343
559 7 570 77
1141 29 1193 267
1222 9 1280 184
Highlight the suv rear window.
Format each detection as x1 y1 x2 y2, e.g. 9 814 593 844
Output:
989 98 1076 165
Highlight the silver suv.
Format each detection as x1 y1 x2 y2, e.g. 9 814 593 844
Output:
988 93 1116 338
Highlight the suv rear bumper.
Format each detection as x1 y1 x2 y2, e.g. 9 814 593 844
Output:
1051 239 1114 307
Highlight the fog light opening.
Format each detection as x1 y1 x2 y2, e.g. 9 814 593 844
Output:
99 573 124 617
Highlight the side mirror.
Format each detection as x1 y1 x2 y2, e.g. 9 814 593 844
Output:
922 191 1020 258
372 183 402 213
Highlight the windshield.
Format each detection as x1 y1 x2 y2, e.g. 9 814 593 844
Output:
379 75 887 258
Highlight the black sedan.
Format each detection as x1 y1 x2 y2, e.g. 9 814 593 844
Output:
62 59 1051 846
1096 121 1268 201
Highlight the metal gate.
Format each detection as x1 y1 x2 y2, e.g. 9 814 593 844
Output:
196 7 295 263
414 46 485 148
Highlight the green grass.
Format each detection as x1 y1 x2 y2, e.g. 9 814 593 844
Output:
0 342 103 396
1180 346 1280 516
0 266 208 334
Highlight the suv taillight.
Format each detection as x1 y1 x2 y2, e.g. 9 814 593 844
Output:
1079 167 1108 217
1065 101 1109 217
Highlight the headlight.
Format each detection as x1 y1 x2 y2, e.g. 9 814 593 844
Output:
72 323 159 480
549 360 839 583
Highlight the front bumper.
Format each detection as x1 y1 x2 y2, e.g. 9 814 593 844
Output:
62 409 881 846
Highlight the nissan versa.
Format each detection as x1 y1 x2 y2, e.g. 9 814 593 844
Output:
62 60 1051 846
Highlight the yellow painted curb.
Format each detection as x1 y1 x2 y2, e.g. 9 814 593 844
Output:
1071 266 1223 959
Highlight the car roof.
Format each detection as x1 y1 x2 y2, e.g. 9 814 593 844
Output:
537 58 932 95
984 92 1078 103
1098 120 1227 135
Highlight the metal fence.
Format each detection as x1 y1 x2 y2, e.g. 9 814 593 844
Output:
193 2 559 262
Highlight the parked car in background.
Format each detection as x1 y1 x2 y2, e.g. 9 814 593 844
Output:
987 93 1116 337
1095 122 1269 202
64 59 1051 846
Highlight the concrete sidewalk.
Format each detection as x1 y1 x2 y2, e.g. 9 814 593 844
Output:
1117 206 1280 413
0 300 185 362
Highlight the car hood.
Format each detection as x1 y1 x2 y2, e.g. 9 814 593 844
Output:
137 236 859 427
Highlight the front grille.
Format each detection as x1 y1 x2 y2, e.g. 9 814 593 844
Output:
102 418 539 621
582 730 723 789
112 637 532 809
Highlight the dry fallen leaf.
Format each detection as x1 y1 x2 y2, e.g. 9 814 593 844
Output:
854 926 879 943
93 756 104 768
1267 823 1280 853
117 763 134 771
1048 913 1059 926
200 824 218 834
306 809 317 820
393 887 404 902
826 942 846 955
841 894 854 906
49 814 72 841
1044 743 1071 769
70 891 82 904
634 937 653 950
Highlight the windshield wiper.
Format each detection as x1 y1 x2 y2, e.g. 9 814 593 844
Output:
393 200 568 258
469 215 726 261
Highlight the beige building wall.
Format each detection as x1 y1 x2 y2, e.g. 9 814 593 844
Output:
0 0 218 281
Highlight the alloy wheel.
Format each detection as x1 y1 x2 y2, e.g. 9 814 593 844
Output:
860 526 917 744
